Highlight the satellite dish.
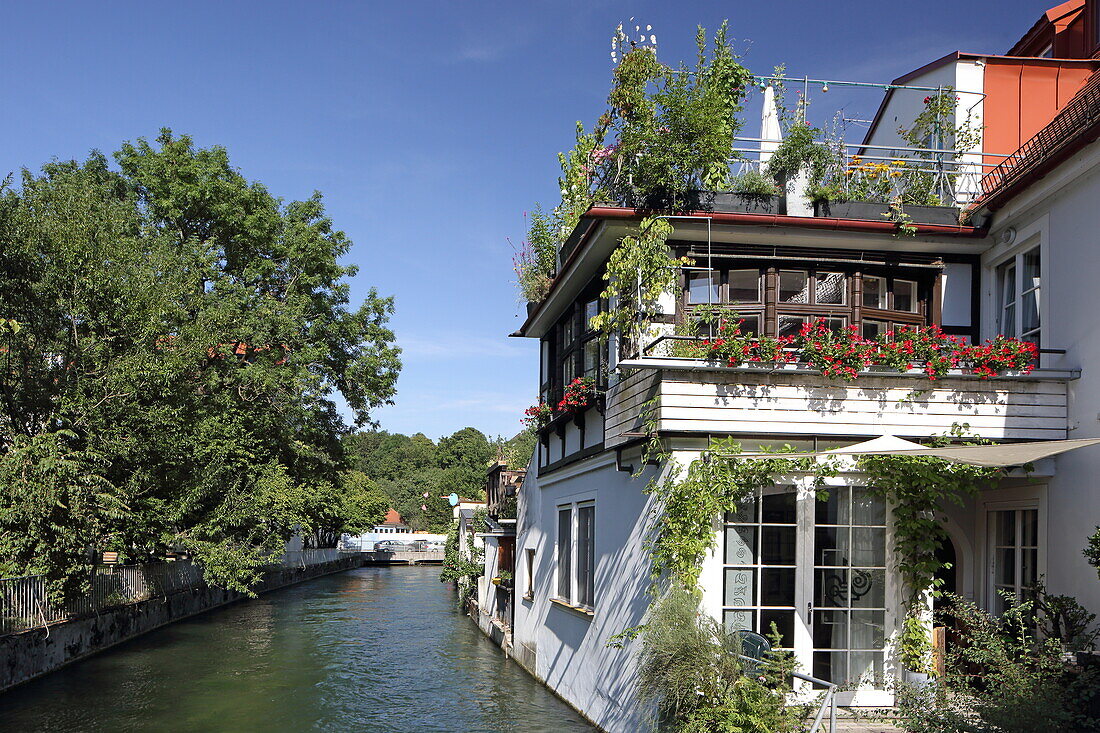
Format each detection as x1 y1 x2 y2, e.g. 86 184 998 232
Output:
447 493 459 507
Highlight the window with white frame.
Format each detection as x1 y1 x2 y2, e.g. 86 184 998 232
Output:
555 501 596 609
989 507 1039 615
995 246 1040 346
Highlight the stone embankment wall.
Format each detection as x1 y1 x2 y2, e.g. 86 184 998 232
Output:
0 555 362 692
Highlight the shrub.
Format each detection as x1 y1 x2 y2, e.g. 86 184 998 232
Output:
894 592 1100 733
637 586 807 732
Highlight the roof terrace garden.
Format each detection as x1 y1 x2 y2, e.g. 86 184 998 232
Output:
513 23 996 306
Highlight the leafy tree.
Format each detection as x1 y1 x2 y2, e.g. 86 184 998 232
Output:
437 426 493 498
0 130 401 598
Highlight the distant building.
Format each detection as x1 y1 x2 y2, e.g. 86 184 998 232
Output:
373 509 410 534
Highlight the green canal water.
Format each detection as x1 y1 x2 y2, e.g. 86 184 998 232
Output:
0 565 597 732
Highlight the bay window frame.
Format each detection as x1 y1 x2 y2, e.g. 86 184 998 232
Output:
681 261 933 338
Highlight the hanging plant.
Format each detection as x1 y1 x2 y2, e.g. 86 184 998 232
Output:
857 425 1004 622
645 437 836 590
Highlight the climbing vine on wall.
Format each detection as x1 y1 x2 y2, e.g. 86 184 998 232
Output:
644 436 836 591
589 216 678 345
857 424 1005 670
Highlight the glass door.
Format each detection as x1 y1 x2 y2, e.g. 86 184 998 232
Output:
723 487 799 649
722 484 891 693
811 486 888 689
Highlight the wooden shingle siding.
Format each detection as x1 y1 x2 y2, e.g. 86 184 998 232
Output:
604 369 661 446
653 371 1068 440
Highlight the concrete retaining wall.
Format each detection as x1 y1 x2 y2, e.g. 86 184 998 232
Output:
0 555 361 692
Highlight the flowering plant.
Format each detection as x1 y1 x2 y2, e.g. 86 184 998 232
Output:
966 336 1039 379
689 317 792 367
793 322 878 381
559 377 598 413
523 402 553 429
874 325 967 379
685 319 1037 382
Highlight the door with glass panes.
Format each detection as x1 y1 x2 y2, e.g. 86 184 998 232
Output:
723 484 890 694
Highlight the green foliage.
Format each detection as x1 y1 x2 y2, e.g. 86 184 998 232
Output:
515 205 557 303
858 426 1001 612
899 612 933 675
345 426 493 533
765 122 834 188
898 87 981 153
337 471 390 535
646 437 834 590
637 586 807 732
0 431 125 600
1086 526 1100 582
895 592 1100 733
556 121 603 240
0 132 401 599
729 170 779 197
589 216 676 345
496 427 537 471
598 23 752 209
440 514 484 604
1028 578 1099 650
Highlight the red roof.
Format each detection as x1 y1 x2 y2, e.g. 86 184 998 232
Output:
381 508 405 525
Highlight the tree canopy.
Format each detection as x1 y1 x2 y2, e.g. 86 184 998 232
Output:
0 130 399 598
344 425 533 533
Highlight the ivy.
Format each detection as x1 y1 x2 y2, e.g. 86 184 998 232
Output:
439 511 485 605
589 215 677 344
645 436 836 591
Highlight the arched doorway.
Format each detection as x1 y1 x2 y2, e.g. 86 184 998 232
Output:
933 536 957 615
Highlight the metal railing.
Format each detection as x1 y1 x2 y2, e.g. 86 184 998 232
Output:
737 653 837 733
731 138 1011 208
0 550 353 636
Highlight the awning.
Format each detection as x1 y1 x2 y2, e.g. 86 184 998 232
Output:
826 436 1100 467
719 435 1100 467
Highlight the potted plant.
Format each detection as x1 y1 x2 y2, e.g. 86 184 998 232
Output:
693 171 785 214
899 612 935 685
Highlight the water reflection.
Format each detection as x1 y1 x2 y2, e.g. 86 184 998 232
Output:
0 566 594 733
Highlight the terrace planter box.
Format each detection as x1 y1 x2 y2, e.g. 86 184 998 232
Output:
691 190 785 215
813 200 959 225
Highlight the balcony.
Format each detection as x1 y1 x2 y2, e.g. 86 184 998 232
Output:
605 342 1077 447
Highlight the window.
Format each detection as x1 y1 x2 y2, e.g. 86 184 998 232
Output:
996 246 1040 345
688 271 720 304
723 489 798 647
557 507 572 600
683 263 928 338
555 501 596 610
989 508 1039 615
544 290 607 408
524 548 535 599
813 487 887 687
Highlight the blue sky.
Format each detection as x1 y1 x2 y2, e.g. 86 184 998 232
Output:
0 1 1046 440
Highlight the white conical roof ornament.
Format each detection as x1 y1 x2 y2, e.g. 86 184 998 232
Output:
759 84 782 168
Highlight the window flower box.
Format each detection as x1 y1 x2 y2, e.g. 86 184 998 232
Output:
690 190 786 215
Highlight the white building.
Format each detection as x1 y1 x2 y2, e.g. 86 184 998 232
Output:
503 4 1100 730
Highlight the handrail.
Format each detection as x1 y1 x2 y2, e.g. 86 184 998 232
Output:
737 653 837 733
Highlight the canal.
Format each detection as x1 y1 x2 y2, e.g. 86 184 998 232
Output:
0 565 597 732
